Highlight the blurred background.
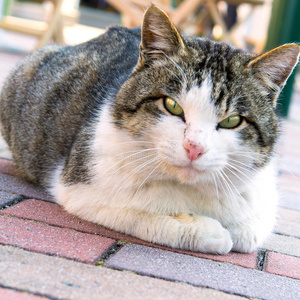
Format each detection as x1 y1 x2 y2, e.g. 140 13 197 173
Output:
0 0 299 118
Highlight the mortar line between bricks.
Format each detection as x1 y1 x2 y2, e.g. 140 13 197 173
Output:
0 215 122 264
0 189 23 197
274 231 300 240
260 247 300 259
256 249 267 271
0 157 11 161
0 283 58 300
97 241 128 266
262 251 269 272
0 242 112 269
0 200 25 211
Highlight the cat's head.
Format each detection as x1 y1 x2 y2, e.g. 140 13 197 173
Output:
111 6 300 187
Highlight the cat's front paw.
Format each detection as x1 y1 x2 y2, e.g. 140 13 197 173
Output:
174 214 233 255
230 225 263 253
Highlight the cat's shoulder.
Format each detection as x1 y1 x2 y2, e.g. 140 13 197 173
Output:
77 25 141 53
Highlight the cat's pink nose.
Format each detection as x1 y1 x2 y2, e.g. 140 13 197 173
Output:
183 141 206 161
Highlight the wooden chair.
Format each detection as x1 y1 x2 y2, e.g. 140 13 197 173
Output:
0 0 79 48
106 0 267 47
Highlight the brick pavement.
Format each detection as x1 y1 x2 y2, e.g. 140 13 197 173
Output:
0 48 300 299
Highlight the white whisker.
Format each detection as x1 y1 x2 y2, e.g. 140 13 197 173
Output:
212 172 220 205
220 169 241 198
159 50 188 87
108 156 163 202
132 159 164 200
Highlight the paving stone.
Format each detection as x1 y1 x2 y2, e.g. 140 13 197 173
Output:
0 158 16 176
265 252 300 280
262 233 300 257
185 251 257 269
275 219 300 238
0 173 54 202
0 199 138 241
278 173 300 195
278 207 300 223
279 190 300 211
0 245 247 300
105 244 300 300
1 199 257 269
276 208 300 238
0 287 49 300
0 215 116 264
279 157 300 177
0 190 22 209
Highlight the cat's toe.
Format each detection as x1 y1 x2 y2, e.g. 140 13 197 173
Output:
231 235 258 253
175 214 233 254
201 225 233 255
230 227 260 253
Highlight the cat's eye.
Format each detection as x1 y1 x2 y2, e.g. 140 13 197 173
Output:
164 97 184 117
218 115 243 129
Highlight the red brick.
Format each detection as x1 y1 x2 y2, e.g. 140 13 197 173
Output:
0 158 18 177
0 287 49 300
1 199 257 269
265 252 300 280
0 215 116 264
0 199 129 240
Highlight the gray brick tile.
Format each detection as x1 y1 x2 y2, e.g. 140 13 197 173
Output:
0 245 246 300
0 190 22 209
105 244 300 300
0 173 54 202
279 190 300 211
276 208 300 238
262 233 300 257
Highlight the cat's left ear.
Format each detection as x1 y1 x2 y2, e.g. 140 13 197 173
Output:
247 43 300 104
139 5 186 63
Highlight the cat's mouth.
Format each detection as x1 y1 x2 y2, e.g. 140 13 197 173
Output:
177 164 208 174
166 162 213 184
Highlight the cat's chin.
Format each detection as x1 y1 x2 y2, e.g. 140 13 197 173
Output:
167 164 212 185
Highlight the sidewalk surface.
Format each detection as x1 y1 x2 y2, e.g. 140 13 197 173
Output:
0 30 300 299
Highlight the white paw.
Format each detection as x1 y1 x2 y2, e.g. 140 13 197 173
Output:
230 225 260 253
173 214 233 255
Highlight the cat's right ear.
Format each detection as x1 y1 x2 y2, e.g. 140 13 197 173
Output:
138 5 186 64
247 43 300 106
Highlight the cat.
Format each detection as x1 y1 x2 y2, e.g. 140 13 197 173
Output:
0 5 299 254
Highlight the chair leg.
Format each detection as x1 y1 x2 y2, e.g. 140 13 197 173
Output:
37 0 64 48
171 0 205 28
206 0 231 43
106 0 143 26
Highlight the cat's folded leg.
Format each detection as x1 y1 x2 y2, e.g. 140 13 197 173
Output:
228 171 278 253
62 203 233 254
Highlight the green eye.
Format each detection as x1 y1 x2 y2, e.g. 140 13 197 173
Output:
164 97 184 116
218 115 242 129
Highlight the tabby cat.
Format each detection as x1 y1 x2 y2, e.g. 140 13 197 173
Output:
1 6 299 254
